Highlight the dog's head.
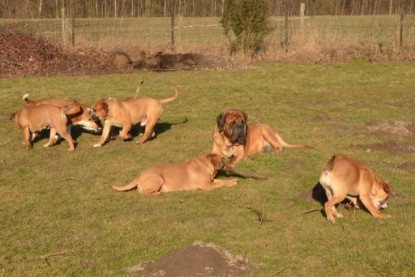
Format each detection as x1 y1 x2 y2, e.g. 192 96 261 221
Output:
91 99 109 120
216 109 248 146
206 153 225 171
371 180 391 210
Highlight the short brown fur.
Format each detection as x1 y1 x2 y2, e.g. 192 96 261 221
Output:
319 155 391 223
112 153 237 195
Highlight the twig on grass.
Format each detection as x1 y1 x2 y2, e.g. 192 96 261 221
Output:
226 167 268 180
269 266 288 276
302 208 321 215
40 249 80 265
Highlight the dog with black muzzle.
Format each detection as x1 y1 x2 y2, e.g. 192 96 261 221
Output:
212 108 312 171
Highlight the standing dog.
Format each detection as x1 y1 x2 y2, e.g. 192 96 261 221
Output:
10 104 75 151
211 109 312 170
23 94 102 136
319 155 391 223
91 87 178 147
112 153 237 195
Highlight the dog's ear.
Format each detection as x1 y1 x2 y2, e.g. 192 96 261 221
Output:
102 101 109 113
241 110 248 123
381 181 391 194
207 153 224 170
216 112 227 132
9 112 15 121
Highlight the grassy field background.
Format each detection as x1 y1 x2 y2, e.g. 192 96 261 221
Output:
1 62 415 276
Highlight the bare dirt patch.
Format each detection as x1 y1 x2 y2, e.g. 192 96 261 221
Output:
0 29 235 78
351 140 415 155
366 121 415 138
350 121 415 155
125 241 254 277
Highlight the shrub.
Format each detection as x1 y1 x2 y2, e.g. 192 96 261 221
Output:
221 0 272 54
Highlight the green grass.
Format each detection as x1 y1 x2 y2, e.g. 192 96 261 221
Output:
1 62 415 276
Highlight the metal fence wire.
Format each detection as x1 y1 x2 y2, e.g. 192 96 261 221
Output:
1 1 414 53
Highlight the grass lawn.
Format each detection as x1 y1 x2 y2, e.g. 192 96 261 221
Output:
1 62 415 276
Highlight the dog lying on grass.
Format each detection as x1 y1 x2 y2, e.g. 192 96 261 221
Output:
319 155 391 223
112 153 237 195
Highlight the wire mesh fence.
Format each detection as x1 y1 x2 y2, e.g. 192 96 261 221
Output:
1 1 414 55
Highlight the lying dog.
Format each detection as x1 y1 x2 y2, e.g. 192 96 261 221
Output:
91 87 178 147
23 94 102 137
211 109 312 170
319 155 391 223
112 153 237 195
10 104 75 151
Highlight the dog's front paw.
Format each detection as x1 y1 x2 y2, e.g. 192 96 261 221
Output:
327 217 336 224
228 179 238 186
93 143 102 148
335 213 344 218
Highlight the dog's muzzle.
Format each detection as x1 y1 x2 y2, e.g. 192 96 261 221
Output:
230 123 246 145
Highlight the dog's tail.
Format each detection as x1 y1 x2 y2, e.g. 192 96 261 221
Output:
159 87 179 104
134 80 144 98
112 180 139 192
322 155 336 172
22 94 35 105
62 101 78 112
274 132 313 149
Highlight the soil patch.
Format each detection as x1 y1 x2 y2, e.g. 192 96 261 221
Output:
351 140 415 155
126 241 254 277
391 161 415 172
366 121 415 138
312 113 343 122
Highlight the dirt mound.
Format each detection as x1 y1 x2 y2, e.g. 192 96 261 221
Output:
125 241 253 277
0 29 234 77
0 28 115 77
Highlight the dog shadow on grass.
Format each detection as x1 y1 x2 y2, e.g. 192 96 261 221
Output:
109 118 188 141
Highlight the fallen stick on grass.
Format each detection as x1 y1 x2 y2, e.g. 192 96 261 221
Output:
225 167 268 180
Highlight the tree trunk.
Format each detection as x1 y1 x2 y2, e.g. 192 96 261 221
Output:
114 0 117 17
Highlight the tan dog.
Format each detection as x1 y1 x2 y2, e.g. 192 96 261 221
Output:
212 109 312 171
112 153 237 195
23 94 102 136
10 104 75 151
91 87 178 147
319 155 391 223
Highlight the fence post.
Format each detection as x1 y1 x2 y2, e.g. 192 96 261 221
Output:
70 0 75 47
171 0 176 52
61 7 67 45
399 8 404 49
284 0 289 52
300 3 305 37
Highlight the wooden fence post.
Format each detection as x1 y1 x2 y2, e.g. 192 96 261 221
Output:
61 7 67 45
171 0 176 52
399 8 404 49
70 0 75 47
300 3 305 37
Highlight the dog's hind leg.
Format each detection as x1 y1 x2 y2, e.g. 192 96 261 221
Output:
43 128 57 148
138 175 164 195
54 126 75 151
136 118 157 144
